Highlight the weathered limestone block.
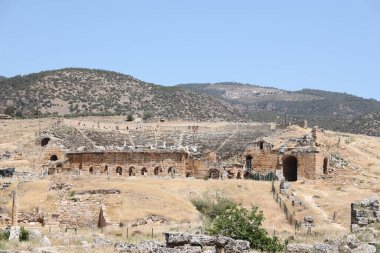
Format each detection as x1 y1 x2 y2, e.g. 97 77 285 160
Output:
165 232 191 246
8 226 20 241
189 234 215 246
346 234 362 249
286 243 313 253
224 239 250 253
314 242 338 253
350 243 376 253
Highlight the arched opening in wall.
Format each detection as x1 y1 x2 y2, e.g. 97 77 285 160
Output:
56 163 63 172
236 171 242 179
154 167 160 175
168 167 175 174
129 167 135 176
323 157 328 174
104 165 108 174
283 156 298 182
245 155 253 171
41 138 50 147
208 169 219 179
50 155 58 161
141 167 148 176
89 167 94 174
116 166 123 176
259 141 264 150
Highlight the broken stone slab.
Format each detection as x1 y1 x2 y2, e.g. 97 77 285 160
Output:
165 232 191 246
224 239 250 253
346 234 362 249
350 243 376 253
189 234 215 246
286 243 313 253
314 242 338 253
175 245 203 253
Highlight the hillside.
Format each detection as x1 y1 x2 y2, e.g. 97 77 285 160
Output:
0 68 242 121
177 82 380 136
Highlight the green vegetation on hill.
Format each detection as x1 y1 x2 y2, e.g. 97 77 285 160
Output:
178 83 380 136
0 68 242 121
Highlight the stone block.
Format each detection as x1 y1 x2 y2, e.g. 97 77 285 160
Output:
189 234 215 246
286 243 314 253
8 226 20 241
165 232 191 246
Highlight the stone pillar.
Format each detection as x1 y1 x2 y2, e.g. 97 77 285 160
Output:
11 189 17 226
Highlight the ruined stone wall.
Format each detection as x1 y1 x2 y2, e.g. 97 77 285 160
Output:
351 197 380 232
286 151 317 180
65 151 189 177
251 150 278 173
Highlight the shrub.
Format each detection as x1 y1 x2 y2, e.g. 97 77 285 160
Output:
126 113 134 121
19 227 29 241
0 230 9 241
207 205 284 253
191 194 237 221
143 111 154 121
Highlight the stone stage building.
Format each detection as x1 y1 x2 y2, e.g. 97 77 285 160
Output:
244 127 330 181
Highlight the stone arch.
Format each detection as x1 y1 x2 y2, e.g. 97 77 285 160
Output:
141 167 148 176
236 170 242 179
245 155 253 170
116 166 123 176
50 155 58 161
154 167 160 175
89 167 94 174
41 137 50 147
283 155 298 182
128 166 136 176
168 167 175 174
208 169 219 179
323 157 328 174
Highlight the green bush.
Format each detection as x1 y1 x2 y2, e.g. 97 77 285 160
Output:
207 205 284 253
0 230 9 241
19 227 29 241
191 194 237 221
126 113 134 121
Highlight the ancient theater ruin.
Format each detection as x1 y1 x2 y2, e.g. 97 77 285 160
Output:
37 120 330 182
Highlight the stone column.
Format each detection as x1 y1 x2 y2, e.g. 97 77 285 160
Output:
11 189 18 226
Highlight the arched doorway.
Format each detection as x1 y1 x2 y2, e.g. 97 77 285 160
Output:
208 169 219 179
129 167 135 176
154 167 160 175
283 156 298 181
104 165 108 174
236 171 242 179
89 167 94 174
323 157 328 174
245 155 252 171
116 166 123 176
141 167 148 176
50 155 58 161
41 138 50 147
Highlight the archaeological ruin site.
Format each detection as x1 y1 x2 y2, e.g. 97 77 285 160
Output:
0 115 379 253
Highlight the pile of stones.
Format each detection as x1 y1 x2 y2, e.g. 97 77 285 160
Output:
93 232 250 253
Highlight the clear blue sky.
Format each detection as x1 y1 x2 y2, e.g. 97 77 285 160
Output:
1 1 379 100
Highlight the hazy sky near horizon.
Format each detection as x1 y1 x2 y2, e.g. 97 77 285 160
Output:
0 1 379 100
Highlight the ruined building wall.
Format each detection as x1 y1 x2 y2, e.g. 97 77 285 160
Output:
65 151 189 177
